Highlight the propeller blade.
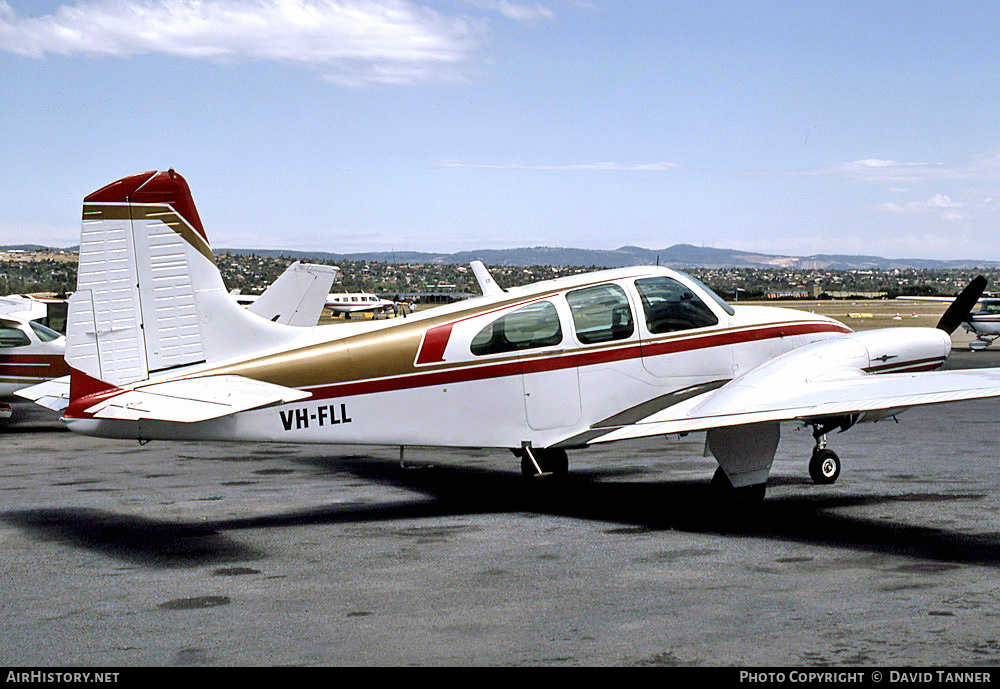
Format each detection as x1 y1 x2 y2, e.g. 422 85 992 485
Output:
936 275 987 334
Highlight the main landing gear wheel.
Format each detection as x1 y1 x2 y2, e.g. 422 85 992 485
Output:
519 448 568 479
710 467 766 503
809 448 841 484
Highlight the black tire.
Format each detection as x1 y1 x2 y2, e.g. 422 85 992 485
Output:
520 454 535 478
711 466 734 492
809 448 841 484
710 467 766 503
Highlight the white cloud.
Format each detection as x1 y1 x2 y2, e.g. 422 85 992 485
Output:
460 0 553 23
875 194 973 222
793 155 1000 184
436 160 680 171
922 194 963 209
799 159 953 184
0 0 492 86
877 194 963 213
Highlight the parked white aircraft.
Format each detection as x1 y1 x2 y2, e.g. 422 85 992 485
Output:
0 296 68 418
897 293 1000 351
18 170 1000 501
325 292 398 318
231 261 340 326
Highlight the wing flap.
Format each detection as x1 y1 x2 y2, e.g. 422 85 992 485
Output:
84 375 311 423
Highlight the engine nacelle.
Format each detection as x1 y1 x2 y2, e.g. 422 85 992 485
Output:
845 327 952 374
751 326 950 383
694 327 952 420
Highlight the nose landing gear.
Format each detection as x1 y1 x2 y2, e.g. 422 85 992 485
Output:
809 447 841 484
803 415 855 485
807 429 841 484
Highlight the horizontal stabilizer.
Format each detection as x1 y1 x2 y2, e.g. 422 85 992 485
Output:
83 375 311 423
15 375 71 412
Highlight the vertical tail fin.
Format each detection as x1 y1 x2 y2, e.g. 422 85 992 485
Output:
247 261 340 326
67 169 305 393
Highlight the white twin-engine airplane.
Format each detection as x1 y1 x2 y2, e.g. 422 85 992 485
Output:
897 294 1000 351
19 169 1000 501
325 292 398 318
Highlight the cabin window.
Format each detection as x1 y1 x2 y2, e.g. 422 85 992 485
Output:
677 270 736 316
29 321 62 342
0 321 30 348
635 277 719 333
566 284 634 344
471 301 562 356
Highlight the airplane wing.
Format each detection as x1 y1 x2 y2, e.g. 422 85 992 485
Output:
554 328 1000 447
0 295 47 321
574 367 1000 445
16 374 311 423
895 295 989 304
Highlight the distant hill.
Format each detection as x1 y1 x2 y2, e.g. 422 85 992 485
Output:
8 242 999 270
0 244 70 252
212 243 1000 270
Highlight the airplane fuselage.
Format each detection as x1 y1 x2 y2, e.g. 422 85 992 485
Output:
967 317 1000 337
326 292 395 316
0 315 68 399
63 266 863 448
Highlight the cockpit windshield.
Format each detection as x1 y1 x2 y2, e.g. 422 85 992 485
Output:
980 300 1000 314
674 270 736 316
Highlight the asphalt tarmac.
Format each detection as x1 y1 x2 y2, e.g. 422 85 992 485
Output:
1 348 999 667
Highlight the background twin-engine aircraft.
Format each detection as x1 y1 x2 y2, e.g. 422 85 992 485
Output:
17 170 1000 501
233 271 407 322
324 292 401 319
896 294 1000 351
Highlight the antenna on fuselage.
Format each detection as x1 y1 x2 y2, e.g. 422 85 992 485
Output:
471 260 505 297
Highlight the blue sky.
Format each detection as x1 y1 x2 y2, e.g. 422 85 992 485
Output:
2 1 1000 259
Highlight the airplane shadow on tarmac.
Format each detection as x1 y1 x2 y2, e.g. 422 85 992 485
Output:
4 454 999 569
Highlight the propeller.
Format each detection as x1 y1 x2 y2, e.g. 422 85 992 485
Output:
936 275 987 334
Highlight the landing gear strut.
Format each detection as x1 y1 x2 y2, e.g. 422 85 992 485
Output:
516 445 568 479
